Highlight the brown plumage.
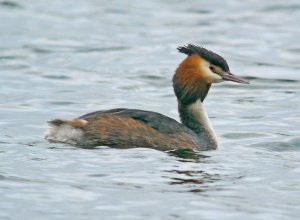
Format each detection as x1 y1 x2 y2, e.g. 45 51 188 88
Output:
81 115 199 150
173 54 212 103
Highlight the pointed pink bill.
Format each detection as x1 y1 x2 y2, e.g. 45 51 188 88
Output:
222 72 249 84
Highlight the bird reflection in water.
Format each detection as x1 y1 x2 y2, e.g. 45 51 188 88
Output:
166 149 221 193
167 148 209 161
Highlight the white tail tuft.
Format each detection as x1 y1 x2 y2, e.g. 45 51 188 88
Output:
45 122 84 145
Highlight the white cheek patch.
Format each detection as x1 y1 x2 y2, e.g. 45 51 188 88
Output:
198 60 224 83
212 74 223 83
203 66 223 83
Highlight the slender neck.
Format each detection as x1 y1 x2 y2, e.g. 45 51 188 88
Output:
178 99 218 150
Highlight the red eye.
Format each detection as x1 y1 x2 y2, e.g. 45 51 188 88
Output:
209 66 215 71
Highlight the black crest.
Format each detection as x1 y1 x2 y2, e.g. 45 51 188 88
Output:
177 44 230 72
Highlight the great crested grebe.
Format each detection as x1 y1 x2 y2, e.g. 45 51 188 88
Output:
45 44 249 151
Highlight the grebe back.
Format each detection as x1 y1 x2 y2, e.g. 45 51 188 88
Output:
45 44 249 150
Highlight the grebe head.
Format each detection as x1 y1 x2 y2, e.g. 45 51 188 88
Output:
173 44 249 104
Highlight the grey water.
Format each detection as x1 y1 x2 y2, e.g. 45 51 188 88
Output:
1 0 300 219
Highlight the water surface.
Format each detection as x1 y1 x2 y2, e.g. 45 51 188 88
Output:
1 0 300 220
